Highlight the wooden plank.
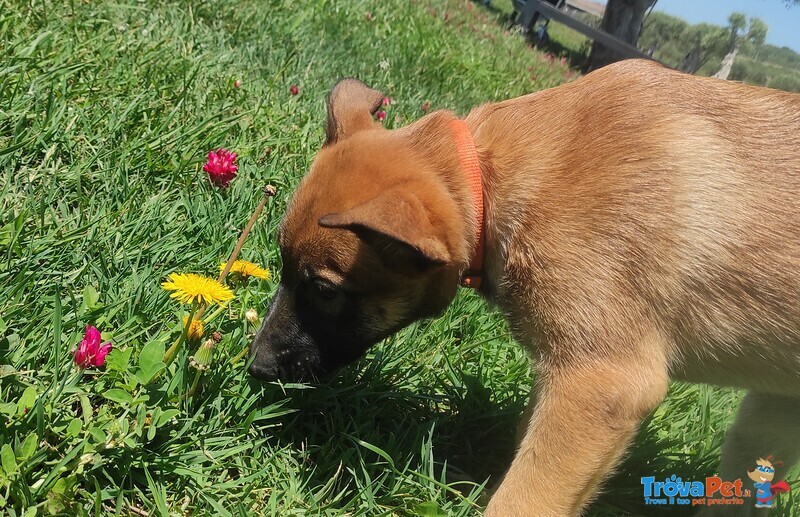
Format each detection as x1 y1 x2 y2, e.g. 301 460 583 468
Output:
518 0 542 28
514 0 656 62
565 0 604 18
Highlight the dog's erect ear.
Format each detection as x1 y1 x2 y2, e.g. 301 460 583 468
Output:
319 190 451 271
325 79 385 145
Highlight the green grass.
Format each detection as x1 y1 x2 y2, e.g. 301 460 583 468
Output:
491 0 593 67
1 0 797 515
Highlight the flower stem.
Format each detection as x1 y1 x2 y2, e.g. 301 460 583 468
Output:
195 184 276 319
188 369 203 398
202 304 227 325
229 346 250 366
164 304 197 367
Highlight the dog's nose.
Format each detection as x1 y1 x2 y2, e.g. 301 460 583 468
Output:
248 337 279 380
248 357 279 381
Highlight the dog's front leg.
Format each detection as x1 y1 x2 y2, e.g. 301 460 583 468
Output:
487 347 669 516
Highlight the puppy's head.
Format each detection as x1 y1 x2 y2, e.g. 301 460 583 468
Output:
248 79 471 382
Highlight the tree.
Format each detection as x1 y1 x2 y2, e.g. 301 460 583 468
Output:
747 17 768 48
713 15 768 79
585 0 785 72
725 12 748 49
585 0 658 71
637 12 688 60
678 23 728 73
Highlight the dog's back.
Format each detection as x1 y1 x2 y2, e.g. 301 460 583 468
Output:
468 60 800 393
460 59 800 516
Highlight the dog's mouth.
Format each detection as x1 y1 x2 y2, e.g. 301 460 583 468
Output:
248 347 322 383
274 349 319 382
248 346 364 384
248 361 318 383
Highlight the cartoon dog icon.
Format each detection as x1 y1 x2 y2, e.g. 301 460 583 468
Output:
747 457 791 508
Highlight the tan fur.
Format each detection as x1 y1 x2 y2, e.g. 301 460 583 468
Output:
277 60 800 515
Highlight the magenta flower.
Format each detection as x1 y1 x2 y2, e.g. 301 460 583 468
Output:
203 148 238 188
421 102 430 113
234 79 242 88
376 110 387 122
381 97 392 106
73 325 112 368
289 85 299 96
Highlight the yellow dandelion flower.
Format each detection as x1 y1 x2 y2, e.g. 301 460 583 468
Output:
161 273 234 306
220 260 270 281
182 316 204 342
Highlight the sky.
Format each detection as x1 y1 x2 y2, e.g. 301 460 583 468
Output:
653 0 800 51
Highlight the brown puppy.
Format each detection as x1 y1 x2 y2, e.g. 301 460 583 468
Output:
249 59 800 515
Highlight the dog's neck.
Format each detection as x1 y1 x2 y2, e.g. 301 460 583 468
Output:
449 119 485 289
398 111 487 292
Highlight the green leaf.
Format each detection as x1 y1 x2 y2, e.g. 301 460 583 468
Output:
18 30 52 58
0 402 16 416
137 340 166 383
17 386 37 415
47 474 77 514
415 501 446 516
200 492 233 516
1 444 17 476
350 436 395 469
88 426 105 444
18 432 37 460
146 420 157 441
133 404 148 438
66 418 82 438
102 389 133 405
118 415 130 436
144 468 169 516
105 347 132 373
139 340 165 370
46 498 65 515
82 285 100 310
155 409 180 427
78 394 93 425
0 221 15 248
50 475 77 495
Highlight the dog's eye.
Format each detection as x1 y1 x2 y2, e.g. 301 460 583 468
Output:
311 279 339 301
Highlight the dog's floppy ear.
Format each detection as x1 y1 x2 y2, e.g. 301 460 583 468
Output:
325 78 384 145
319 190 451 271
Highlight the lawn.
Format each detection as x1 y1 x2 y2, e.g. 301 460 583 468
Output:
1 0 797 515
490 0 594 67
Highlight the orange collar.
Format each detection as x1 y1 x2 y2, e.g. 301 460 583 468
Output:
450 119 484 289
